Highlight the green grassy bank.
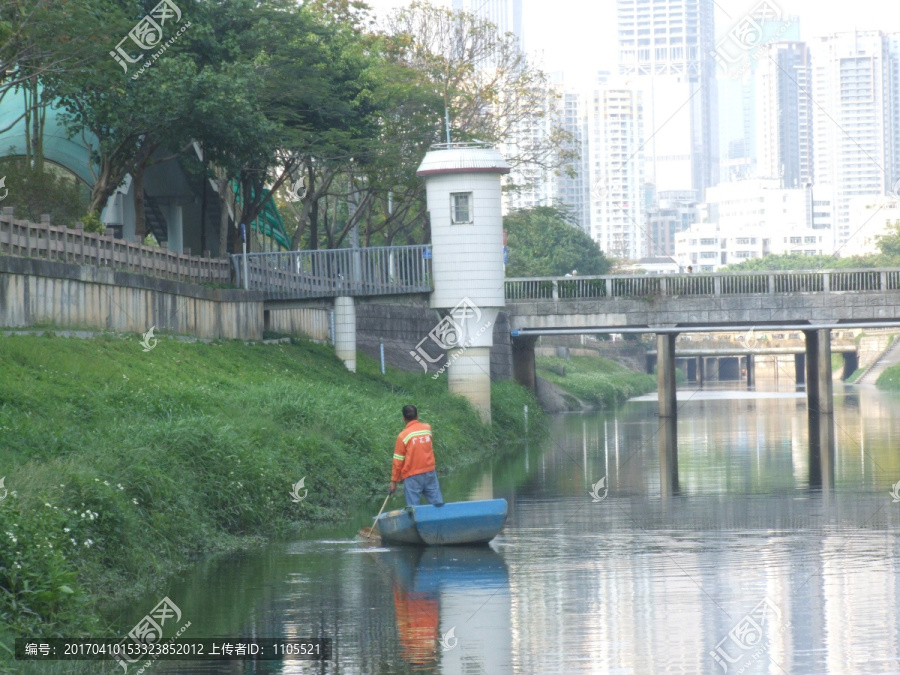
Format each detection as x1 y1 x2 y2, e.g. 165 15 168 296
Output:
876 362 900 389
0 333 542 654
536 354 658 407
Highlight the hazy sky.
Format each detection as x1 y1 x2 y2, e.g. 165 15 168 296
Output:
367 0 897 87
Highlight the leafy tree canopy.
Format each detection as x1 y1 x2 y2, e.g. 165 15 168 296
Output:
504 206 612 277
722 253 879 272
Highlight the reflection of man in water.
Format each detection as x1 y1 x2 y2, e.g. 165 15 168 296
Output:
393 584 438 668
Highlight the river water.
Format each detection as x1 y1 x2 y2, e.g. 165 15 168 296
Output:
111 380 900 674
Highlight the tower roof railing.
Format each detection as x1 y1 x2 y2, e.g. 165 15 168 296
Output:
428 141 495 151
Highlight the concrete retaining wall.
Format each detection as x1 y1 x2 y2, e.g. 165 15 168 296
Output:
266 306 330 341
858 333 895 370
0 256 331 342
0 256 514 380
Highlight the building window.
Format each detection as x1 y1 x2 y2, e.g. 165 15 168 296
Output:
451 193 473 224
700 238 717 246
804 236 817 243
790 237 802 244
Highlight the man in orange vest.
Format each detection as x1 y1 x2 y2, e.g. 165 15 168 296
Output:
390 405 444 506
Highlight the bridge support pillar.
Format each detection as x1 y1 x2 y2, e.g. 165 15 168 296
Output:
656 333 678 418
817 329 834 414
512 336 538 391
804 329 833 414
697 357 704 388
333 296 357 373
447 347 492 424
804 330 819 411
659 416 679 498
795 353 805 385
746 354 754 388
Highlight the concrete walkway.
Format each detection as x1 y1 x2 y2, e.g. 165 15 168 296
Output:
856 336 900 385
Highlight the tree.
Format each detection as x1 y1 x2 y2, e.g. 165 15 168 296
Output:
875 221 900 265
721 253 878 272
504 206 612 277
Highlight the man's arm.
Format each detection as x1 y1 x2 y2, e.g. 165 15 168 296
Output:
391 435 406 488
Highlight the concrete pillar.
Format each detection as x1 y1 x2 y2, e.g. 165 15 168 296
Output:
808 411 835 493
746 354 754 388
817 328 833 414
795 353 805 384
333 296 356 372
804 330 819 413
656 333 678 418
698 357 704 387
447 347 492 423
512 336 538 391
659 416 679 498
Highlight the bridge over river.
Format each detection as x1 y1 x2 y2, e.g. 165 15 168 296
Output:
236 248 900 424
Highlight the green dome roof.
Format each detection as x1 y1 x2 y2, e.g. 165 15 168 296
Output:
0 88 99 186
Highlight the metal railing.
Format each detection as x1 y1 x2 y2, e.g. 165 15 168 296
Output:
232 245 433 299
505 269 900 301
0 209 231 284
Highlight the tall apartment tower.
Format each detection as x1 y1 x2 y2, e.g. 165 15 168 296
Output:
553 88 591 231
756 42 813 188
811 31 900 246
716 13 800 183
588 81 645 260
616 0 717 195
452 0 523 42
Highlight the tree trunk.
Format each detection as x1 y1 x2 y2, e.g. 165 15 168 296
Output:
133 165 146 240
217 176 230 256
309 198 319 250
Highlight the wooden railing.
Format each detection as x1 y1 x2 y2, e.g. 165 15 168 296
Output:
0 209 231 285
505 269 900 301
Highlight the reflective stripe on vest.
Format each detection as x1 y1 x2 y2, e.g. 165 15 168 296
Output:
403 430 432 444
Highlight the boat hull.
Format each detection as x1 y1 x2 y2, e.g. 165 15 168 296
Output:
376 499 508 546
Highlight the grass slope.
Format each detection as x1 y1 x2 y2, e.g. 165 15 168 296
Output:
536 355 658 407
0 333 540 650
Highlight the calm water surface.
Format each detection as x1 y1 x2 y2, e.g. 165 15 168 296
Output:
112 381 900 674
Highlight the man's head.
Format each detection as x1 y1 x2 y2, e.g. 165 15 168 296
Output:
402 405 418 422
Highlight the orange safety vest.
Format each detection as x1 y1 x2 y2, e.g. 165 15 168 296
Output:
392 420 435 482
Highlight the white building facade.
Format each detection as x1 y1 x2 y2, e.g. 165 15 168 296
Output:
617 0 717 195
810 31 900 247
587 80 645 260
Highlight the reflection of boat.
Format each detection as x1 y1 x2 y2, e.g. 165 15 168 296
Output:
380 544 510 593
376 499 508 546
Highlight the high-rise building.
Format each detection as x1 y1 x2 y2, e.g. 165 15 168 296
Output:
616 0 717 195
811 31 900 247
645 190 701 257
587 79 645 260
715 10 800 183
756 41 813 188
452 0 523 42
554 89 591 231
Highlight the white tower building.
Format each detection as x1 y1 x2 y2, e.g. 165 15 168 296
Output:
416 144 509 423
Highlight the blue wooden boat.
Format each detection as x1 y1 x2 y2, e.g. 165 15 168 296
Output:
375 499 508 546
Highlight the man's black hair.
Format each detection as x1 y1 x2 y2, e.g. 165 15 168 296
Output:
402 405 418 421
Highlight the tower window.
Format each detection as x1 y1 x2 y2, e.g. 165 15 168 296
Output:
451 192 473 224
